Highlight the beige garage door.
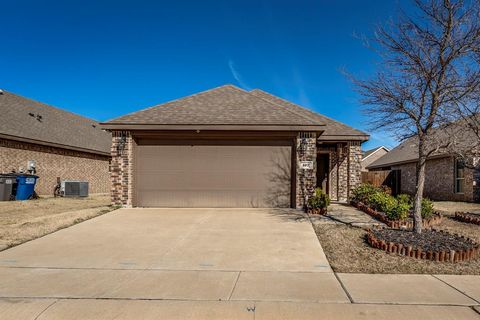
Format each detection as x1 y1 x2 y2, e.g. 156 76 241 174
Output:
135 145 291 208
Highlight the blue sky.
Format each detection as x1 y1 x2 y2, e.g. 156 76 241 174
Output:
0 0 404 149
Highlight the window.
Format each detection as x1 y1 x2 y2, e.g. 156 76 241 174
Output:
455 159 465 194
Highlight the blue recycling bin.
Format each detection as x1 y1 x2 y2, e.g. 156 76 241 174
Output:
15 175 39 200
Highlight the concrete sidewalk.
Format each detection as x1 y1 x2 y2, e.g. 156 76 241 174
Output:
0 209 479 319
0 298 479 320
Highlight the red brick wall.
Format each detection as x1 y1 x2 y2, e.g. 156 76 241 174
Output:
392 156 475 202
0 138 110 196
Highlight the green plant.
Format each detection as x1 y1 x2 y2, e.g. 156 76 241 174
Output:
393 201 410 220
396 194 411 206
368 191 398 218
421 198 434 219
351 184 380 205
308 188 330 209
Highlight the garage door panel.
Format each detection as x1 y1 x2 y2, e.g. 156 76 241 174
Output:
135 145 291 208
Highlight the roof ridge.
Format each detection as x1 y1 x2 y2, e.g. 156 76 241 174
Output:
250 89 366 134
102 84 244 123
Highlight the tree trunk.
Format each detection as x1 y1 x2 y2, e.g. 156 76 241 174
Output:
413 156 426 234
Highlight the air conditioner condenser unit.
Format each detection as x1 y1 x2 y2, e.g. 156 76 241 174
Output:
61 181 89 197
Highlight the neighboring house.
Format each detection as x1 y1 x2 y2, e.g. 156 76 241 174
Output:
367 137 479 202
101 85 369 208
0 90 111 195
361 146 389 172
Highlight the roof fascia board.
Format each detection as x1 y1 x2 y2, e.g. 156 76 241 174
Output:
100 124 326 131
362 146 390 161
0 133 110 156
367 154 450 169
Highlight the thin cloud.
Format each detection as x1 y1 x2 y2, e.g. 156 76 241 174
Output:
228 60 252 90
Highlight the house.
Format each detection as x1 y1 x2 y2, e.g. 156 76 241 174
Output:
101 85 368 208
0 90 111 195
367 136 479 202
361 146 389 172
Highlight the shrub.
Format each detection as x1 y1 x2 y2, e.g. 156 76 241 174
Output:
393 201 410 220
396 194 411 206
421 198 434 219
368 191 398 219
308 188 330 209
351 183 380 205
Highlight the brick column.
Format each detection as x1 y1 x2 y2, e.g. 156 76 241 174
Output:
296 132 317 209
348 142 362 200
337 143 349 202
111 131 135 207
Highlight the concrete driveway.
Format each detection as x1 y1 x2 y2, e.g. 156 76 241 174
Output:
0 208 479 319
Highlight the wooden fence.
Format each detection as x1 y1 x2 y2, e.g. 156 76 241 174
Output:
361 170 401 195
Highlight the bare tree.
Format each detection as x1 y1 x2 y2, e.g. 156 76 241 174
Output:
352 0 480 233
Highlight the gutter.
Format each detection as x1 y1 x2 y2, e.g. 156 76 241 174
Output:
0 133 111 157
367 154 451 170
99 123 326 131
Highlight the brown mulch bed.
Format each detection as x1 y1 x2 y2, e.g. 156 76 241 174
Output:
368 228 479 262
370 229 476 252
314 217 480 274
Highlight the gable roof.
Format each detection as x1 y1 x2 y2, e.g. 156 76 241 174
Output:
0 90 111 155
102 85 368 140
367 138 423 169
362 146 389 161
249 89 368 140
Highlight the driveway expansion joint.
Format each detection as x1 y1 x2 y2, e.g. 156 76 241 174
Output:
431 274 480 305
228 271 242 301
33 299 57 320
333 272 354 303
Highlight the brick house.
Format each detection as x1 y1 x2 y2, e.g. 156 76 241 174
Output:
361 146 389 172
0 90 111 195
367 137 479 202
101 85 368 208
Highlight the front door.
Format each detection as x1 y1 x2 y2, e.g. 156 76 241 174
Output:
316 154 329 194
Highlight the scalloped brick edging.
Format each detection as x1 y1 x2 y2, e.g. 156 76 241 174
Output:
455 212 480 225
307 208 327 215
351 201 443 229
366 229 480 263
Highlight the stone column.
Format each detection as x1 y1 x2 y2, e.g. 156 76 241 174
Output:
348 141 362 200
110 131 135 207
296 132 317 209
337 143 349 202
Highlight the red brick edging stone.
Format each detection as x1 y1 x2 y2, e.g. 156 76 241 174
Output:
455 212 480 225
366 229 480 263
351 201 442 229
307 208 327 215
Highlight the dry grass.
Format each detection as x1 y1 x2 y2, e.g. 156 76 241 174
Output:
434 201 480 214
0 194 116 250
314 218 480 275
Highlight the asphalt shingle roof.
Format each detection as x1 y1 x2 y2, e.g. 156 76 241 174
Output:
104 85 368 140
363 146 389 159
0 90 111 155
249 89 368 139
105 85 322 126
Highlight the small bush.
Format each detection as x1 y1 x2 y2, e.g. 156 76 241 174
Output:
396 194 411 205
421 198 434 219
368 191 398 219
351 183 380 205
393 201 410 220
308 188 330 209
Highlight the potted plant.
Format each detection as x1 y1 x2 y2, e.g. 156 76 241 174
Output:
307 188 330 215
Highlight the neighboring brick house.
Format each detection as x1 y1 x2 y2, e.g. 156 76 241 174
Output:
361 146 389 172
367 138 479 202
101 85 369 208
0 90 111 195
